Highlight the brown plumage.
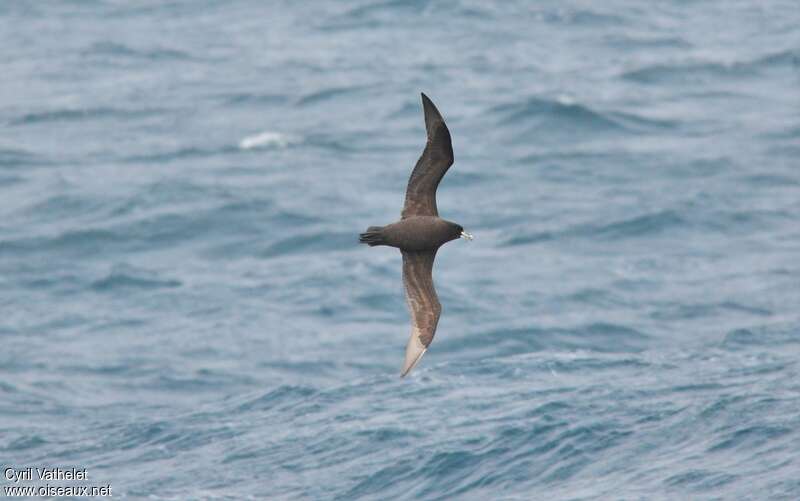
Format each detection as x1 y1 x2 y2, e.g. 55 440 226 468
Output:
359 93 472 377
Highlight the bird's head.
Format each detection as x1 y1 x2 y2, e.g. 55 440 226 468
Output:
448 222 473 242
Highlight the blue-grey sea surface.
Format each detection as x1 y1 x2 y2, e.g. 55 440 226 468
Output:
1 1 799 499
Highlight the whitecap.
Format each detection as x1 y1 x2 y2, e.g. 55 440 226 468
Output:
556 94 576 105
238 131 297 150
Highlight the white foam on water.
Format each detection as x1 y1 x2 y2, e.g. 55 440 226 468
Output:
238 131 297 150
556 94 576 105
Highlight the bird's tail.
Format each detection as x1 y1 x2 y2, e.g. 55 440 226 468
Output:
359 226 387 246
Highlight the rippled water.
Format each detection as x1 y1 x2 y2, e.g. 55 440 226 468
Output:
1 1 799 499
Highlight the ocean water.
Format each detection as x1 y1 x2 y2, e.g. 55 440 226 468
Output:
1 1 799 499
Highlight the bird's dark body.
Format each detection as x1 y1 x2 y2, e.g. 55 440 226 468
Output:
359 93 468 377
359 216 462 251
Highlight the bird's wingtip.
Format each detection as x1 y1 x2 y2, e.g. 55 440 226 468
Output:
420 92 435 109
400 333 428 377
419 92 446 139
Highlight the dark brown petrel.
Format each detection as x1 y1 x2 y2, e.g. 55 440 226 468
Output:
359 93 473 377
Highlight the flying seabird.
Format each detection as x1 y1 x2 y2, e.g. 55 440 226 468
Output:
360 93 472 377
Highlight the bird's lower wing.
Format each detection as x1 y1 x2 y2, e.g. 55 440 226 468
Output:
400 250 441 376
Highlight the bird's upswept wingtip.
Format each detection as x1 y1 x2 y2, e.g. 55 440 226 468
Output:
420 92 446 138
400 333 428 377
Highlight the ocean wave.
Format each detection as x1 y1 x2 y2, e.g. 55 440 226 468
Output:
593 210 686 238
722 324 800 350
342 0 433 23
741 173 800 187
505 210 686 246
621 49 800 84
707 425 792 453
441 323 649 357
493 96 622 130
492 96 676 137
238 131 298 150
84 41 195 61
123 145 237 163
0 147 47 167
0 174 23 186
505 206 793 248
220 92 287 106
753 49 800 69
603 34 692 49
2 435 48 452
664 470 738 489
21 193 109 222
0 381 18 394
0 201 314 258
296 86 368 106
235 385 317 413
651 301 772 321
91 265 181 292
0 229 119 257
261 231 357 258
537 7 626 26
303 133 360 153
9 107 165 126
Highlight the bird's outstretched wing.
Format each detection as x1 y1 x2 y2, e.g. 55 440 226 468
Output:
401 93 454 219
400 250 441 376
